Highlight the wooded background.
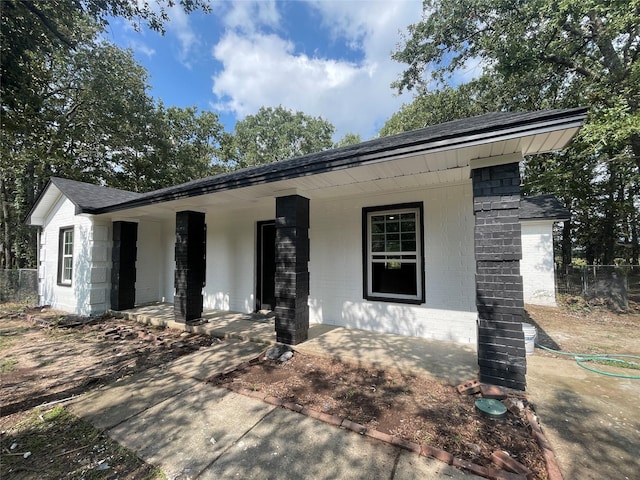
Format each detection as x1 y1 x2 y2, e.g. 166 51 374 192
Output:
1 0 638 269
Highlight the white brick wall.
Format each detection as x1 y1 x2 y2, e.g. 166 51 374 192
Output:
44 182 479 343
135 219 163 305
521 221 558 306
39 197 109 315
309 182 478 344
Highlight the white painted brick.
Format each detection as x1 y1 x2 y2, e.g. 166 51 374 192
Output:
90 267 107 283
521 221 557 306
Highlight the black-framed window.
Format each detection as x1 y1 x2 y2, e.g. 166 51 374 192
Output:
58 227 74 286
362 202 425 304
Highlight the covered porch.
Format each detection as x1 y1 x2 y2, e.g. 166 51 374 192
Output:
111 303 478 386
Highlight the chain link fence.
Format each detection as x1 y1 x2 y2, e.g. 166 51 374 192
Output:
556 265 640 309
0 269 38 304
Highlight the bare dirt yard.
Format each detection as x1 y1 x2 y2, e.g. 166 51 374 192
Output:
1 299 638 479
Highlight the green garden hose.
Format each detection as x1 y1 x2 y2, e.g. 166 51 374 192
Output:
535 344 640 379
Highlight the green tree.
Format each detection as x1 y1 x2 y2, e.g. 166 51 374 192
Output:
225 106 335 169
1 0 209 135
379 84 492 136
334 133 362 148
113 104 226 192
392 0 640 264
0 0 211 268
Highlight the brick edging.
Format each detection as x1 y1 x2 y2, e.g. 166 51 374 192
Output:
526 410 564 480
206 353 536 480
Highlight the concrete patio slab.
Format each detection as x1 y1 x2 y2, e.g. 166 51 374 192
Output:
297 324 478 386
107 384 275 480
66 367 199 430
112 303 277 345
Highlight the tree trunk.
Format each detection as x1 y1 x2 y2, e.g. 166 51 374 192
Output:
0 176 13 268
561 219 572 268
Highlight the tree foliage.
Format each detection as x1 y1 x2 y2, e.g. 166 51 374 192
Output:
224 106 335 169
379 84 492 136
0 9 222 268
392 0 640 264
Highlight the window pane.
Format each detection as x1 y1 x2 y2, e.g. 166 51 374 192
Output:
371 223 384 234
372 262 417 296
401 220 415 233
401 240 416 251
371 215 384 223
386 233 400 252
386 220 399 233
63 257 72 281
64 231 73 255
372 241 385 252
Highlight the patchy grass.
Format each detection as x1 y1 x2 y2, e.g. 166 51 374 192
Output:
0 357 17 373
0 406 163 479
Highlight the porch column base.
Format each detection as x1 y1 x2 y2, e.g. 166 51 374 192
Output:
111 221 138 310
274 195 310 345
174 211 206 323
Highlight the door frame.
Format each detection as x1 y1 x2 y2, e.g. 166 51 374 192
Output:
256 220 276 311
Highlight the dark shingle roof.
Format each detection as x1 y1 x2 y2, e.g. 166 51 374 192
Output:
89 107 586 214
49 177 143 213
520 194 570 221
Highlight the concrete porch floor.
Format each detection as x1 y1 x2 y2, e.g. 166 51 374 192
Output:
111 303 478 386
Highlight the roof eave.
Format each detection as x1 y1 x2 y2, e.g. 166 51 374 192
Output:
93 108 588 215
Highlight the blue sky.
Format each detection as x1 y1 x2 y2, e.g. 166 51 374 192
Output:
102 1 426 141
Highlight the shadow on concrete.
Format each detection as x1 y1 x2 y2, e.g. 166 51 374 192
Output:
527 355 640 480
523 309 560 350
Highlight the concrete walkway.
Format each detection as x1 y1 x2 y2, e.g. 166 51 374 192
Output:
67 338 481 480
526 353 640 480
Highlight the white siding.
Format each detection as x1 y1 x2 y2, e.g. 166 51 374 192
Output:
521 221 558 306
309 182 478 344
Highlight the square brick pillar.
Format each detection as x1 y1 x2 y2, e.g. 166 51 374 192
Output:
174 211 206 323
111 221 138 310
274 195 310 345
472 163 527 390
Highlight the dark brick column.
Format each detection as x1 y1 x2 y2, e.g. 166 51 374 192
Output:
274 195 310 345
111 221 138 310
174 211 206 323
472 163 527 390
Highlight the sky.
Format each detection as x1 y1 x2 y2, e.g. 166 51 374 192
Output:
102 1 425 141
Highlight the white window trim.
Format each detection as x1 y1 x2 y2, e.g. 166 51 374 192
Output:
363 203 424 304
58 227 73 286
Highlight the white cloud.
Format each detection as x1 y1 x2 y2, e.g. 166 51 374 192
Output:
218 0 280 32
210 1 422 140
128 39 156 58
165 5 200 68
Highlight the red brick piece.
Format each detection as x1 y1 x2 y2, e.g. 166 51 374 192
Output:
341 419 367 435
282 401 303 413
390 436 421 454
457 379 481 395
365 429 394 444
491 450 533 479
264 395 284 406
452 458 490 478
480 383 508 400
301 408 342 427
420 444 454 465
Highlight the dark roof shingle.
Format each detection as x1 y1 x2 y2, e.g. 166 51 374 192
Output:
520 194 570 221
50 177 142 213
